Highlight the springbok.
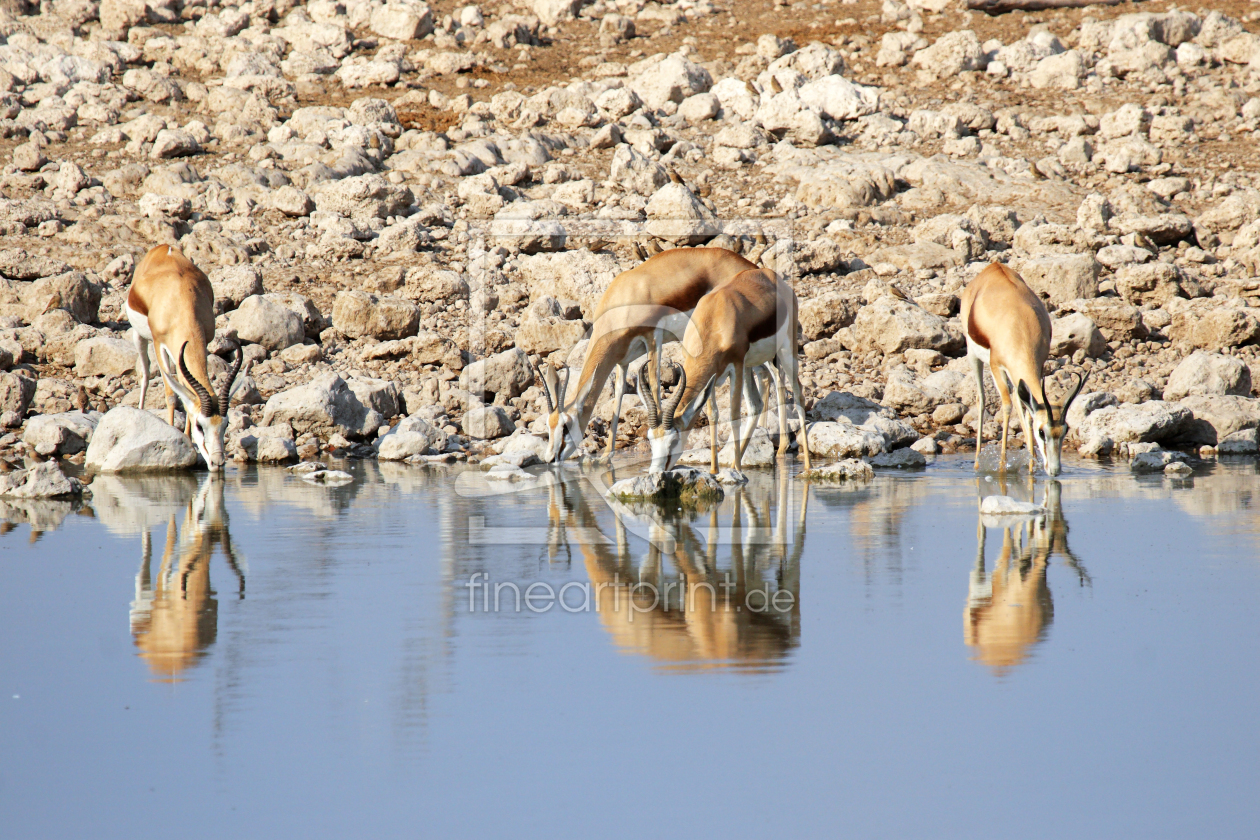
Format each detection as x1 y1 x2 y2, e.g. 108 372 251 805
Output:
537 247 756 464
640 268 811 473
961 262 1087 476
126 245 245 471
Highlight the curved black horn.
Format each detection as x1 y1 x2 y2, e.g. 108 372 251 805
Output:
1069 369 1090 405
536 363 556 413
178 342 216 418
633 357 660 429
1060 369 1090 423
556 364 569 408
662 363 687 430
218 346 242 417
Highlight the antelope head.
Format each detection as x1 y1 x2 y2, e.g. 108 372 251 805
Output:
537 362 579 464
1016 370 1089 477
158 343 245 471
636 359 690 472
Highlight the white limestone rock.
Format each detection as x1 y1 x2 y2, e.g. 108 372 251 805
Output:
85 407 199 473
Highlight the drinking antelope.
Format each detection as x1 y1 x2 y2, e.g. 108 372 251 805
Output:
126 245 245 470
537 247 756 464
639 268 812 473
961 262 1087 476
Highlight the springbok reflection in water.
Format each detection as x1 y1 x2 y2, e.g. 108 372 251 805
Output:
965 480 1088 675
129 476 244 682
547 465 805 673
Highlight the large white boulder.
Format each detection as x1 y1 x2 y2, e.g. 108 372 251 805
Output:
710 77 759 120
627 53 712 110
310 174 412 222
1075 401 1193 456
261 374 386 439
219 295 304 351
1164 351 1252 401
464 405 515 439
754 89 828 146
1030 50 1085 89
519 0 581 25
912 30 987 77
75 336 136 377
348 378 402 420
85 407 199 472
1013 254 1101 305
1173 396 1260 446
797 75 879 121
369 2 434 40
836 296 964 356
332 291 420 340
1167 302 1260 349
763 42 846 81
24 411 100 456
99 0 147 36
460 348 535 401
1050 313 1108 358
805 422 887 459
208 265 265 313
376 414 448 460
645 182 716 245
802 458 874 483
608 467 724 504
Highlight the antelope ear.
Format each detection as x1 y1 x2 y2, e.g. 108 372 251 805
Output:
157 345 199 412
1000 370 1017 396
680 373 718 428
156 343 176 378
1015 381 1040 415
700 373 717 404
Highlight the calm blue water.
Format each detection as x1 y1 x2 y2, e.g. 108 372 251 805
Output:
1 455 1257 839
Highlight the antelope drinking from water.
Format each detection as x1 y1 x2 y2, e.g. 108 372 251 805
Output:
639 267 812 473
537 247 757 464
126 245 245 470
960 262 1087 476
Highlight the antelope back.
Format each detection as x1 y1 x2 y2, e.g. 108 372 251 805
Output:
962 262 1051 388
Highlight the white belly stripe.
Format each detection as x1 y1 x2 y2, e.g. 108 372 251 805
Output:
745 335 778 368
126 303 152 341
966 336 990 366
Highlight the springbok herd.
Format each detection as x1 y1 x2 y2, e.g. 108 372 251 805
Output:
132 240 1084 478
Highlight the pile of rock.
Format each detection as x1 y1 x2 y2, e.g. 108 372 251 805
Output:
0 0 1251 477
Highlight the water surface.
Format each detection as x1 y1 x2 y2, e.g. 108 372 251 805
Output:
2 455 1258 839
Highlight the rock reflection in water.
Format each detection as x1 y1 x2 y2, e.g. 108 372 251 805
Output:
121 476 244 682
965 480 1087 675
0 494 86 541
549 465 805 673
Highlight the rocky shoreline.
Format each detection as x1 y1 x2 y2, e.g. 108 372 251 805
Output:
0 0 1257 490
